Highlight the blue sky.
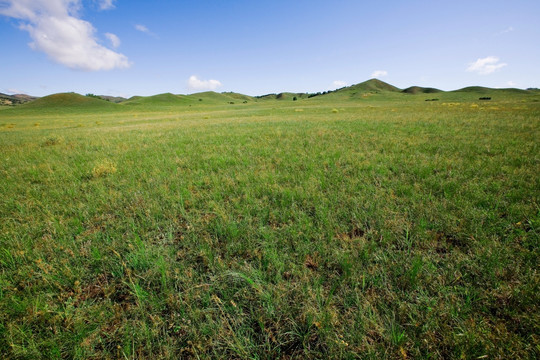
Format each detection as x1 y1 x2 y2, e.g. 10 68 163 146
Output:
1 0 539 97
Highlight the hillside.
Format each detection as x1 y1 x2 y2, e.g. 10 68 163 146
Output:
256 92 309 101
454 86 497 94
19 92 118 111
402 86 442 94
185 91 252 103
0 93 38 106
121 91 255 106
452 86 531 94
305 79 402 100
217 92 255 102
121 93 193 106
347 78 402 93
98 95 127 103
2 80 537 111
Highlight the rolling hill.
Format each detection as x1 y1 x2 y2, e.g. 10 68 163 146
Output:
185 91 252 103
347 78 401 93
19 92 118 111
0 93 38 106
256 92 309 101
2 80 538 113
402 86 442 94
121 93 192 106
453 86 532 95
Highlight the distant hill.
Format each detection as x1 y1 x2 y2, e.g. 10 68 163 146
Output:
121 91 255 106
256 92 309 101
306 79 402 100
20 92 118 110
402 86 442 94
217 92 255 102
122 93 192 106
2 80 537 111
186 91 250 103
98 95 127 103
0 93 38 106
453 86 532 95
453 86 494 94
346 79 401 93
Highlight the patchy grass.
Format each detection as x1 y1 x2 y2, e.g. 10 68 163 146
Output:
91 159 117 178
0 92 539 359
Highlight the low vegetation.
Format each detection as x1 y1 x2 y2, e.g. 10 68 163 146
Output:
0 81 539 359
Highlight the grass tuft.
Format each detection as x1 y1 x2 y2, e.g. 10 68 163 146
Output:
91 159 117 178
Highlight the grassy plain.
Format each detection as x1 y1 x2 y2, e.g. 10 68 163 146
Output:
1 87 539 359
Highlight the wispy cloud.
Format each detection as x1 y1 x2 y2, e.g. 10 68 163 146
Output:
187 75 222 91
0 0 130 71
467 56 507 75
96 0 115 10
507 81 517 87
331 80 347 89
135 24 158 38
371 70 388 78
105 32 120 48
135 24 150 33
499 26 514 34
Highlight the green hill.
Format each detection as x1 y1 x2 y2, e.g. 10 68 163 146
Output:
184 91 256 103
347 79 401 93
218 92 255 102
307 79 402 100
19 93 118 111
453 86 494 94
450 87 534 99
0 93 38 106
98 95 127 103
402 86 443 94
122 93 193 106
257 92 309 101
276 92 309 100
4 81 537 112
185 91 239 103
452 86 528 94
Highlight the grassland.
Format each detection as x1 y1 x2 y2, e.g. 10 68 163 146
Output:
1 84 539 359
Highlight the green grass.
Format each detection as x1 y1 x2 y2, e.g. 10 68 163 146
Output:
1 90 539 359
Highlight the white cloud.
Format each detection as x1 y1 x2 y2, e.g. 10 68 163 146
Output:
187 75 222 91
105 32 120 48
134 24 158 38
507 81 517 87
371 70 388 78
0 0 130 71
332 80 347 89
467 56 507 75
97 0 115 10
135 24 150 33
500 26 514 34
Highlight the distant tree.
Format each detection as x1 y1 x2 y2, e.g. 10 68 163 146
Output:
293 96 297 101
86 93 104 100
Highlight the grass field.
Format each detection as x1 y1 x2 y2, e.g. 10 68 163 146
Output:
1 86 539 359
